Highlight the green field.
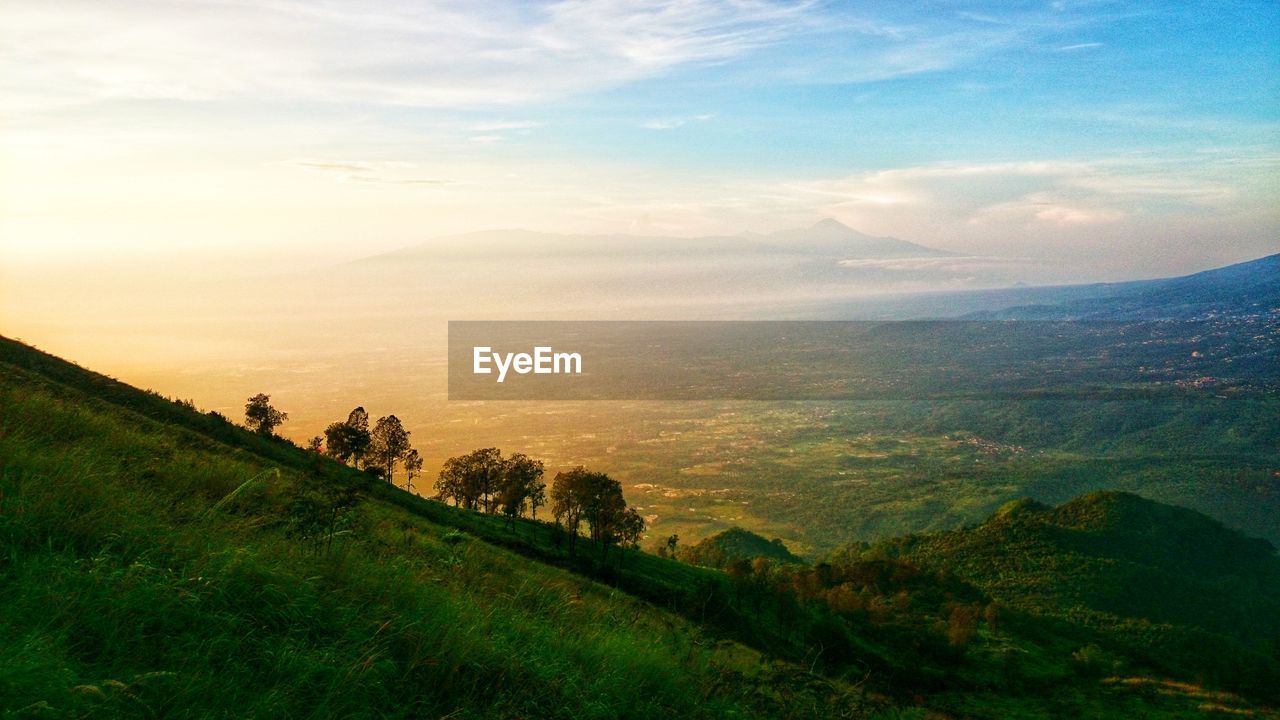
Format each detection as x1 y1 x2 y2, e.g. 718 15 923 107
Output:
422 391 1280 557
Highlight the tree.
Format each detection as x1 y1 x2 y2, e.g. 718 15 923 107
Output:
613 508 645 569
306 436 324 453
244 393 287 436
581 473 626 555
436 447 504 511
402 448 423 493
498 452 545 524
369 415 412 484
616 507 645 545
550 467 626 559
550 467 590 556
526 466 547 521
618 508 645 550
324 407 371 468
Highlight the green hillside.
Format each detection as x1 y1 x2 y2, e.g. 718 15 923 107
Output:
0 338 867 719
865 492 1280 702
2 335 1278 719
681 528 805 568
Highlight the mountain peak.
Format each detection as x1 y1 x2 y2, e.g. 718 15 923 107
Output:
766 219 951 258
810 217 855 232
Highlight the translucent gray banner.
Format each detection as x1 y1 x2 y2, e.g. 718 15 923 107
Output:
447 320 1269 400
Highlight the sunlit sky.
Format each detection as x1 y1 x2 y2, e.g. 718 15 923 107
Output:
2 0 1278 279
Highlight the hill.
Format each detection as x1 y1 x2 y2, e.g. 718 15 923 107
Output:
967 252 1280 320
865 492 1280 698
802 251 1280 320
680 528 805 568
3 335 1278 718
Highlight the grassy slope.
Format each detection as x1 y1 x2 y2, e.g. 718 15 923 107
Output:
0 342 871 719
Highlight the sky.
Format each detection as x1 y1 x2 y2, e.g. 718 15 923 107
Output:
2 0 1278 280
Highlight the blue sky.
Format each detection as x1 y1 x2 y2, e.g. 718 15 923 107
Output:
2 0 1277 277
520 1 1278 173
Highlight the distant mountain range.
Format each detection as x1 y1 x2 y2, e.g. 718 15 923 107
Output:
802 251 1279 321
965 252 1280 320
346 220 1276 320
367 218 952 263
334 219 1051 317
280 219 1277 328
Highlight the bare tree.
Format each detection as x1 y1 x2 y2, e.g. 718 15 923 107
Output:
402 448 423 493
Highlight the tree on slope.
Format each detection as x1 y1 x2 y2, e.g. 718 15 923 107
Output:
436 447 504 511
244 393 287 437
324 407 371 468
369 415 412 484
402 448 424 493
499 452 546 524
551 467 627 559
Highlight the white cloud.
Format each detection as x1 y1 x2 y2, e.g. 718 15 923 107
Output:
785 160 1239 225
1 1 1124 114
640 114 715 129
968 194 1127 226
1055 42 1103 51
752 2 1103 86
470 120 541 132
0 0 814 111
279 159 451 185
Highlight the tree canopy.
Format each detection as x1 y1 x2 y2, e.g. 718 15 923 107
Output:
436 447 504 511
324 407 371 468
499 452 546 521
434 450 640 557
368 414 412 484
550 466 637 558
244 393 287 436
